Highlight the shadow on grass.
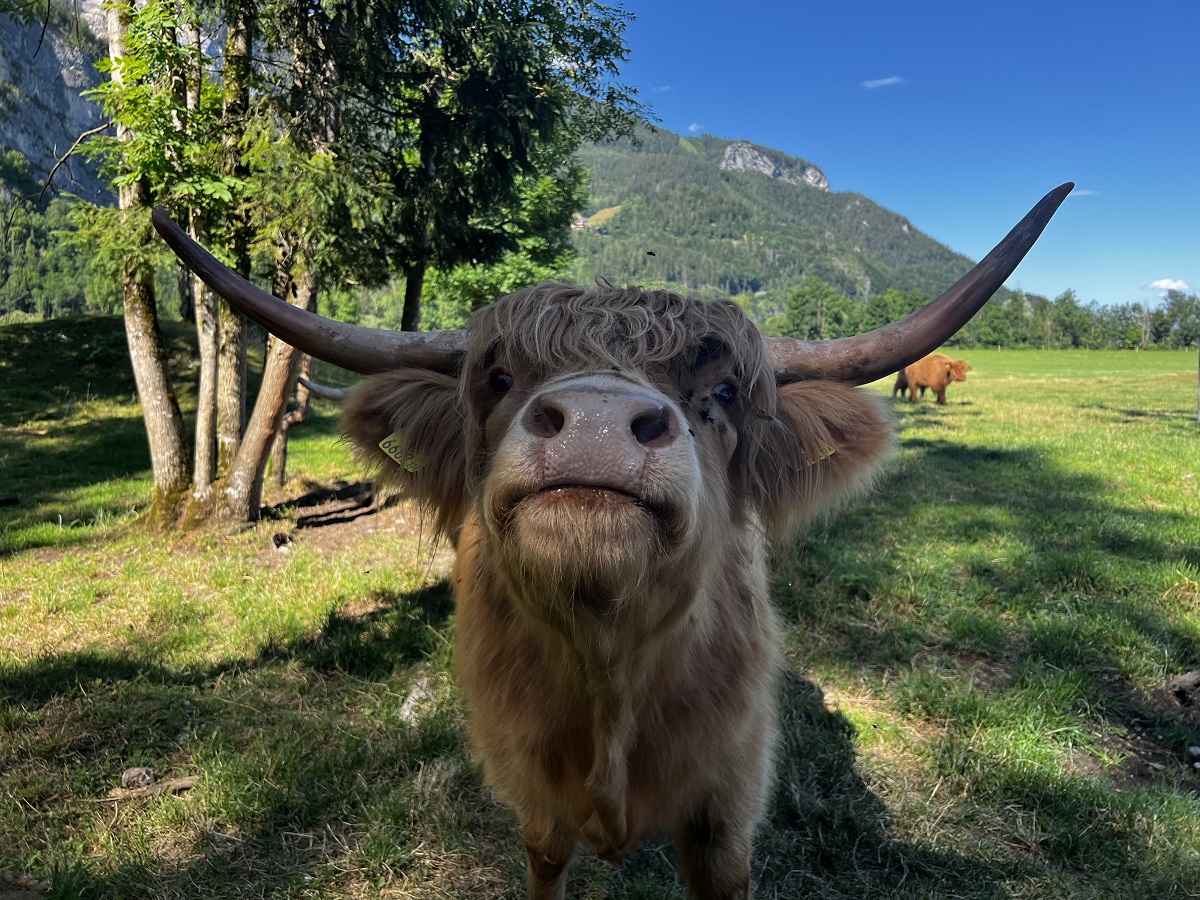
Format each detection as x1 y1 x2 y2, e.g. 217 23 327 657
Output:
0 412 349 555
1078 401 1200 430
0 580 455 707
769 411 1200 893
0 572 1031 898
0 578 469 898
261 479 390 530
0 587 1079 898
0 315 351 555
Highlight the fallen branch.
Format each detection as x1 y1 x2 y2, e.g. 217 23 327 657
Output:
104 776 197 800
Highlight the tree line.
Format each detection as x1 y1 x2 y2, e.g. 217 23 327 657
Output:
771 279 1200 351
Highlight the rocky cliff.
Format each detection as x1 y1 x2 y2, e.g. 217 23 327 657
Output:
0 1 108 200
719 140 829 191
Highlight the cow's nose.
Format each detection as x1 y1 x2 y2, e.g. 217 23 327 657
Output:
523 388 678 450
522 382 683 493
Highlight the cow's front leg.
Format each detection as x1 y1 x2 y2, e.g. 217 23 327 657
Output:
522 818 578 900
675 806 753 900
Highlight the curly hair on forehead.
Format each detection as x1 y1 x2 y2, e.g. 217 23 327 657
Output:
465 281 772 397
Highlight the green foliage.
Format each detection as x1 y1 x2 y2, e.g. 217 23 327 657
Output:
422 165 589 327
775 274 1200 350
0 147 39 200
0 193 120 319
84 0 226 207
311 0 644 320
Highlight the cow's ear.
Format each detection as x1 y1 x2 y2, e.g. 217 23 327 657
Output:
749 381 893 536
342 369 469 536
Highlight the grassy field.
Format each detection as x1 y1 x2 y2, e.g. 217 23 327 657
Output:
2 318 1199 899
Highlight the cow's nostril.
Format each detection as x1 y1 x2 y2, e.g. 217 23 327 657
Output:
527 402 565 438
631 408 670 446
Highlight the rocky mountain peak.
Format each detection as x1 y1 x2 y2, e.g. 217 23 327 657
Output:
719 140 829 192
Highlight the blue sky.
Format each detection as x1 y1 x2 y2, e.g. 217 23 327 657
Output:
615 0 1197 306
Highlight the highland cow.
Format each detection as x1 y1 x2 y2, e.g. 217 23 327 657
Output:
893 352 972 405
152 182 1069 900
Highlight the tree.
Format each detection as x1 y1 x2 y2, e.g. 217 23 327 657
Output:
861 288 914 334
329 0 643 330
96 0 192 524
1162 290 1200 350
783 278 842 340
424 166 590 328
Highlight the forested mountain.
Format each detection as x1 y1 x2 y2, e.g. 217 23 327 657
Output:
571 125 981 308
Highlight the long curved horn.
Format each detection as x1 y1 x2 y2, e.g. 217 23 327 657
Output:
151 208 466 375
764 182 1073 385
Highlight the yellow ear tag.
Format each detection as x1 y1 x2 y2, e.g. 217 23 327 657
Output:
379 430 420 473
804 443 837 467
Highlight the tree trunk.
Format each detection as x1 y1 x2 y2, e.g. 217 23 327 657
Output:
216 0 254 475
122 245 192 526
223 269 318 521
401 262 425 331
183 19 219 496
216 296 247 473
106 0 191 526
265 237 304 487
269 353 313 487
191 216 220 494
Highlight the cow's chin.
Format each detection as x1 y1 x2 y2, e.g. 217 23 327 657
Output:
492 486 691 619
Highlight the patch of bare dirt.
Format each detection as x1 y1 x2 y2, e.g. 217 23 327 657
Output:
260 480 451 564
1067 674 1200 790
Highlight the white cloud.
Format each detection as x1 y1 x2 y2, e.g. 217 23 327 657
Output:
688 122 701 133
654 85 673 93
1149 278 1190 292
862 76 904 89
1069 188 1099 196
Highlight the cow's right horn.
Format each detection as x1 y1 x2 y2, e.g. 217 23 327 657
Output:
151 208 467 375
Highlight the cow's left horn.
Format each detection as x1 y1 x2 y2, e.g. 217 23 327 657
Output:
764 182 1073 385
151 208 467 374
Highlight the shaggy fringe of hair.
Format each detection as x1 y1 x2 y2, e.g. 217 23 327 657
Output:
467 281 769 400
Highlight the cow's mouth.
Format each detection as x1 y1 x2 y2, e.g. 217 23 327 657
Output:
515 484 687 546
529 484 676 521
497 482 671 530
536 484 641 503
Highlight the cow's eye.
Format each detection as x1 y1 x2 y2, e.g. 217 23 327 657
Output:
489 371 513 395
713 382 736 404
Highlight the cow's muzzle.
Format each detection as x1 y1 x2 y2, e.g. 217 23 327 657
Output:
520 375 688 498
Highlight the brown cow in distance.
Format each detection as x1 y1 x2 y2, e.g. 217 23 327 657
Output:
152 183 1070 900
893 352 972 405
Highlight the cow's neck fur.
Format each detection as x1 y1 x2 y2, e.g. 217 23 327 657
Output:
461 504 762 855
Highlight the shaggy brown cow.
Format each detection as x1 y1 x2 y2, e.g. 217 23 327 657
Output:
152 183 1070 900
893 352 972 405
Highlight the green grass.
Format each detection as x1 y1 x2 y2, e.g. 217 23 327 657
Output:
2 322 1199 898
